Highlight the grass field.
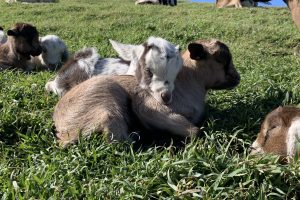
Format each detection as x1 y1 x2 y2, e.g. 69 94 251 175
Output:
1 0 300 199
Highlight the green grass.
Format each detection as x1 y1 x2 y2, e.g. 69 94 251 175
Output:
1 0 300 199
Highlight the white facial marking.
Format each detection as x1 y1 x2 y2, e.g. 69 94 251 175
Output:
286 118 300 156
144 37 182 103
250 140 264 155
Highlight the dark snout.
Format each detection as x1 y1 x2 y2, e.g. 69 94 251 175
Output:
161 91 172 104
225 73 240 89
212 73 240 90
30 45 42 57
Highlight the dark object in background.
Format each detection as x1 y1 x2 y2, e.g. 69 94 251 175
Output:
159 0 177 6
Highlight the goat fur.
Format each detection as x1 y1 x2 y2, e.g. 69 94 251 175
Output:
0 23 42 71
53 39 240 147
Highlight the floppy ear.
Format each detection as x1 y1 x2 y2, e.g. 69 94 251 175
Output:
0 27 3 31
109 39 139 61
188 43 206 60
125 45 145 76
7 29 18 36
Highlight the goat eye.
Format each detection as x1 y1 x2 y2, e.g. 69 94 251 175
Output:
268 125 278 131
265 125 278 139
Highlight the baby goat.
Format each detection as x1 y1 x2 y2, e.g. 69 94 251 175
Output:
45 47 130 96
0 23 42 71
31 35 68 70
53 39 240 147
250 106 300 158
46 37 181 105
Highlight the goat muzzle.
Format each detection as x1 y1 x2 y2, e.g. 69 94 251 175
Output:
30 46 43 57
161 91 172 104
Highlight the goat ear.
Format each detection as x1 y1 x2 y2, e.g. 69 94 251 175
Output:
0 27 3 31
276 106 283 112
109 39 138 62
188 43 206 60
7 29 18 36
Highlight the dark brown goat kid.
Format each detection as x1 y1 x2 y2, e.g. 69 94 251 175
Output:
0 23 42 71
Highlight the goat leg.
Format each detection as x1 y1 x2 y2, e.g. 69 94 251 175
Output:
132 93 200 138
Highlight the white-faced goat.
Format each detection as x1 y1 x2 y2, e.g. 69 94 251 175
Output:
53 39 240 147
45 36 182 104
31 35 68 70
250 106 300 159
0 23 42 71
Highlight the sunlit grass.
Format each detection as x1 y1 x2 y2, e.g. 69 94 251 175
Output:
0 0 300 198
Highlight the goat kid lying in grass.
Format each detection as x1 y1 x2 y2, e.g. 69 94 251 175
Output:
45 46 130 97
31 35 68 71
250 106 300 161
0 25 68 71
45 37 178 102
53 39 240 147
0 23 42 71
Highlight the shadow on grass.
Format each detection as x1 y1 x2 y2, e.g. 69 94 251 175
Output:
0 87 290 151
134 87 290 151
205 88 289 136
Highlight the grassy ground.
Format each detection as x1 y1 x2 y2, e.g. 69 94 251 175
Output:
1 0 300 199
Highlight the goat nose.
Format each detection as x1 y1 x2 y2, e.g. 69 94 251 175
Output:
161 92 172 104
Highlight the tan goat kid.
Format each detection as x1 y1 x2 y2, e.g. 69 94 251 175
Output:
251 106 300 159
53 39 240 147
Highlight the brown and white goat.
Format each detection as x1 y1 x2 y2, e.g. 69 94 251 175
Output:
0 23 42 71
250 106 300 158
53 39 240 147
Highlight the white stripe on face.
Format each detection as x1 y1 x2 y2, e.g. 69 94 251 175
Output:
145 43 182 104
